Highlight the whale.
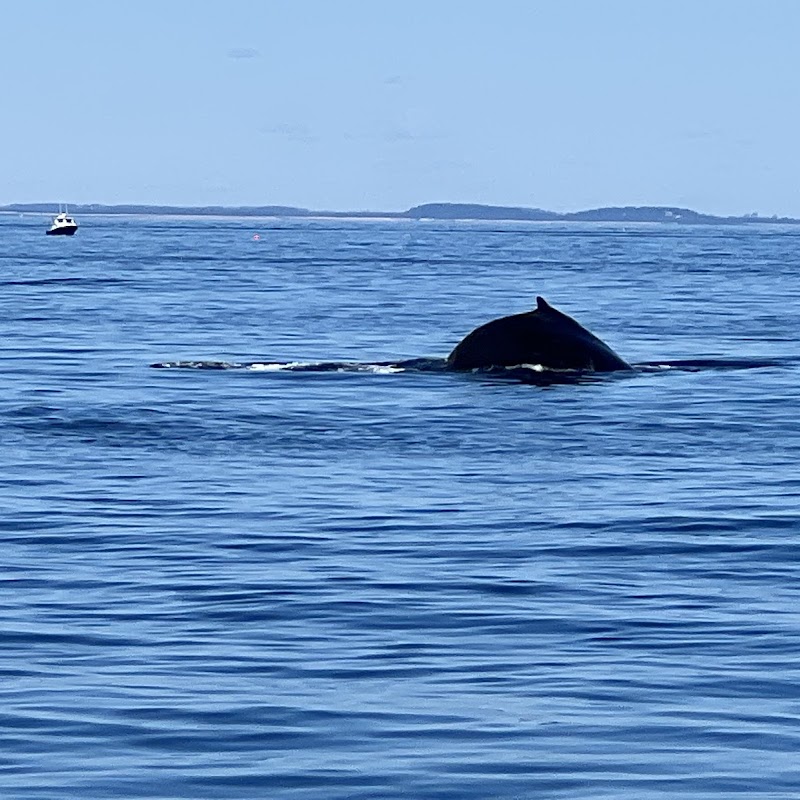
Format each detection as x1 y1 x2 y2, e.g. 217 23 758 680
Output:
151 295 788 381
446 296 631 372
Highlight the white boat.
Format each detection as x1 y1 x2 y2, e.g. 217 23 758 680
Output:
46 207 78 236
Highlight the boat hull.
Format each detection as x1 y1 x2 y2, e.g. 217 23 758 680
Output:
46 227 78 236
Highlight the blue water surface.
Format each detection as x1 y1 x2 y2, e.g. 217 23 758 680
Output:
1 213 800 799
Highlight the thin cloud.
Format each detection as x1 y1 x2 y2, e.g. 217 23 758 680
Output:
227 47 261 60
261 123 316 143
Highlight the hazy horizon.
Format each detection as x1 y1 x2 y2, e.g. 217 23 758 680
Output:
2 199 796 220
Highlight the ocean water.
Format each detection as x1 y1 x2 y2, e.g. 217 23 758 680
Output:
2 213 800 799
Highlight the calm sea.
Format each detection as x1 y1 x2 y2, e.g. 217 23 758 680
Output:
2 213 800 799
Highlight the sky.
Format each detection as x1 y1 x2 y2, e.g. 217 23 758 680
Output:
3 0 800 215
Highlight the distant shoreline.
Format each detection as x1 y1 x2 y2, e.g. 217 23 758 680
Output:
2 202 798 225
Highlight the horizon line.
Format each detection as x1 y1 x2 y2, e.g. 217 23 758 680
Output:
2 201 798 225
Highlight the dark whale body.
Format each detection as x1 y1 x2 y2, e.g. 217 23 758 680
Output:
446 296 631 372
152 296 787 378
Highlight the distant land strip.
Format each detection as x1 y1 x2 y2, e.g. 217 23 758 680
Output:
2 202 799 225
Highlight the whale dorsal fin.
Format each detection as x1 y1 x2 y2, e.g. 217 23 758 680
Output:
536 296 551 311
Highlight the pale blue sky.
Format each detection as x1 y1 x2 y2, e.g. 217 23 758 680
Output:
3 1 800 215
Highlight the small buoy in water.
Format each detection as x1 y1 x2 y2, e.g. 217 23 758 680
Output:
253 233 260 240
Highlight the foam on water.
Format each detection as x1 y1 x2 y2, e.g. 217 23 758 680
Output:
247 361 312 371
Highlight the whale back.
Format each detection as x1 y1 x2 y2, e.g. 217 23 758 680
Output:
446 296 631 372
